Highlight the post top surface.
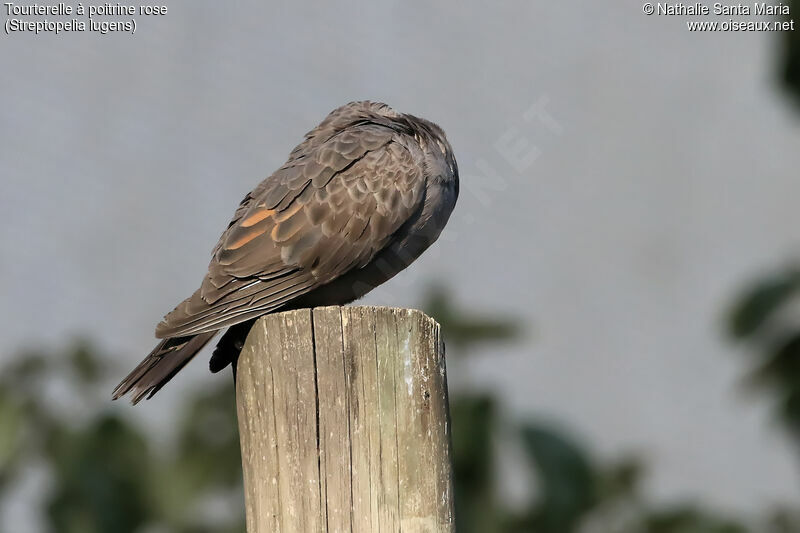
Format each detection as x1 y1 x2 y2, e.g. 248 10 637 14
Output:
253 306 438 327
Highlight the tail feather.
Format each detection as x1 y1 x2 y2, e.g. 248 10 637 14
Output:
112 332 217 404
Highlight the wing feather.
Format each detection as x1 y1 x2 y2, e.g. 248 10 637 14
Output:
155 122 426 339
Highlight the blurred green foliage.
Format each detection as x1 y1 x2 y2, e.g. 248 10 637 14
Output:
0 342 244 533
728 266 800 439
424 285 522 350
1 21 798 531
429 289 784 533
2 290 793 532
728 15 800 443
781 0 800 106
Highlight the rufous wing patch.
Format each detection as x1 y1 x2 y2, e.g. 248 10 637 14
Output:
241 209 275 227
227 228 266 250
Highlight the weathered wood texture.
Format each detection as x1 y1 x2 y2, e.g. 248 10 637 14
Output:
235 306 455 533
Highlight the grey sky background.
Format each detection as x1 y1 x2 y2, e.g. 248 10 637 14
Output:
2 0 799 521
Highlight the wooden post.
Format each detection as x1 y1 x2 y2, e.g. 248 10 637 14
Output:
234 306 455 533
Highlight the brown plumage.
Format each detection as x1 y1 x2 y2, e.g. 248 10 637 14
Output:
113 101 459 404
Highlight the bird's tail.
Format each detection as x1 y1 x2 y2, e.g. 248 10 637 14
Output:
112 332 217 404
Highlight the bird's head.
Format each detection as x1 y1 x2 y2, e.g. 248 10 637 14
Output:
405 113 459 201
319 100 459 198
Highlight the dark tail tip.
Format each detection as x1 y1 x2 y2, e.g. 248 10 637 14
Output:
113 333 216 404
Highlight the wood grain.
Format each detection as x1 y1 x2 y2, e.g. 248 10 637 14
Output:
235 306 455 532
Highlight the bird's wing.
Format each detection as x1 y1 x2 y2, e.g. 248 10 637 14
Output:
155 124 426 338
